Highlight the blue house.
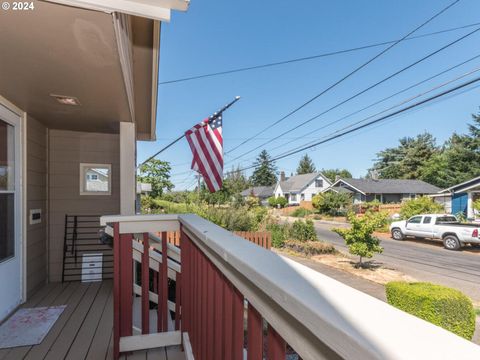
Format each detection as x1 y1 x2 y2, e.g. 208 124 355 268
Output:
436 176 480 219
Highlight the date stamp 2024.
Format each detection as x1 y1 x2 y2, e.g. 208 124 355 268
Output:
2 1 35 11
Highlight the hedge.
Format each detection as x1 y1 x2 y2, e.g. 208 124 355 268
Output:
385 282 476 340
284 240 336 256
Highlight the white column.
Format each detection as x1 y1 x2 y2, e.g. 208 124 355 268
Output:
467 192 474 219
120 122 136 215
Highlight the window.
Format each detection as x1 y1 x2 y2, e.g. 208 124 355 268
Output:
80 163 111 195
408 216 422 224
0 120 14 262
290 194 297 201
301 193 305 201
315 179 323 188
423 216 432 224
435 216 458 224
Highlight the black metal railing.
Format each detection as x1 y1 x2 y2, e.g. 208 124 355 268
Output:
62 214 113 282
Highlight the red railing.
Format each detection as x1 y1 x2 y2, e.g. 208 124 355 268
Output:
181 228 286 359
111 222 182 359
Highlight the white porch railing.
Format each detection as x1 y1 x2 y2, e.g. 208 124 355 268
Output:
101 213 480 360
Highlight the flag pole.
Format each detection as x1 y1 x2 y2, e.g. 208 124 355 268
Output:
137 96 241 168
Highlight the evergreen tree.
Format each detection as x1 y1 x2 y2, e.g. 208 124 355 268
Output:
250 150 278 186
370 133 439 180
296 154 316 174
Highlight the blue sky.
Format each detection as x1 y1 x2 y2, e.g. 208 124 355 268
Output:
137 0 480 190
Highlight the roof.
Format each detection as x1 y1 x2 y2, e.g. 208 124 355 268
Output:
241 186 274 198
438 175 480 194
323 186 353 194
278 172 328 193
331 178 440 195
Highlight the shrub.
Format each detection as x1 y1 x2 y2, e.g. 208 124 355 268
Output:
266 223 290 248
284 240 336 256
400 197 444 219
267 196 277 207
334 211 387 266
276 197 288 208
312 192 351 216
290 219 317 242
290 208 312 218
385 282 476 340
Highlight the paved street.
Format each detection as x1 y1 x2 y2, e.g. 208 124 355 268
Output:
313 221 480 302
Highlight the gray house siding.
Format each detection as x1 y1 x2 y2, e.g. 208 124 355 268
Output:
48 130 121 282
26 115 48 297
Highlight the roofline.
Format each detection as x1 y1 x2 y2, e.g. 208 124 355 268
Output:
329 179 366 195
438 175 480 194
149 20 161 141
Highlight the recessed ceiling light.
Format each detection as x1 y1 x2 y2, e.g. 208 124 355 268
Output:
50 94 81 106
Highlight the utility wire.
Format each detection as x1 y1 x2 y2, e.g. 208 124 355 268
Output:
227 24 480 164
159 20 479 85
224 0 462 155
265 53 480 154
235 75 480 172
273 66 480 158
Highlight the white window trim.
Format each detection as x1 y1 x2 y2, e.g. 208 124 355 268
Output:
80 163 112 196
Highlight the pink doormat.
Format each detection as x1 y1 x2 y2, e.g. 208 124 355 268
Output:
0 306 66 349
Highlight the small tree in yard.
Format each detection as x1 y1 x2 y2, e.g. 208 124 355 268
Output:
312 192 351 216
334 211 388 267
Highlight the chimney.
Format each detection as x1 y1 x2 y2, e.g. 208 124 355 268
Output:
280 171 286 182
335 175 341 182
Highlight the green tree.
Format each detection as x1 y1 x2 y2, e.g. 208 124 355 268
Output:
250 150 277 186
370 133 439 180
312 192 351 216
334 211 388 267
321 168 352 183
296 154 316 174
138 159 173 198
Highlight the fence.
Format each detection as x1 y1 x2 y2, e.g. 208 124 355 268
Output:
162 230 271 250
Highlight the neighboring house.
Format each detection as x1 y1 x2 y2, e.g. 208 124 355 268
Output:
324 178 440 204
274 172 331 205
434 175 480 219
240 186 274 204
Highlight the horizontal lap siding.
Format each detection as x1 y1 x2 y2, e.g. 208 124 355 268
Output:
48 130 120 282
26 116 48 297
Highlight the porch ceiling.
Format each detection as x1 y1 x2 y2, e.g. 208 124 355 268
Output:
0 1 157 138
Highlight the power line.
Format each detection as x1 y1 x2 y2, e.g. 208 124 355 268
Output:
265 53 480 154
159 20 479 86
227 25 480 164
235 74 480 172
224 0 462 155
273 66 480 158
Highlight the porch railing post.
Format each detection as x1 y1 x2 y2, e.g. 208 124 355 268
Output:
119 232 133 338
113 222 120 360
141 232 150 334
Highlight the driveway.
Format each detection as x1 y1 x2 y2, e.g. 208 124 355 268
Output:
313 221 480 303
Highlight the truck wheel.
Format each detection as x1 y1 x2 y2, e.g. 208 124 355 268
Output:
443 235 461 250
391 228 404 240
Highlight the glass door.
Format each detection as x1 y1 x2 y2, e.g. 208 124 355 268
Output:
0 105 22 320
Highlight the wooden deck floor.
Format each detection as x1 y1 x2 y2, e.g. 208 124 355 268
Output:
0 281 184 360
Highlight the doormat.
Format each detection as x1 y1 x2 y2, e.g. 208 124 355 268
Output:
0 305 66 349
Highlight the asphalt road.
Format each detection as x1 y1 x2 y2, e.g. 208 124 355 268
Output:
313 221 480 302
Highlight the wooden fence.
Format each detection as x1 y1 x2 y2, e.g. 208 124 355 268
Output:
162 230 271 250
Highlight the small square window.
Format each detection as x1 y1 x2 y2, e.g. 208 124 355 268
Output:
80 163 111 196
315 179 323 188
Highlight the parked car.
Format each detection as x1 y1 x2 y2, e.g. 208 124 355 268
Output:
390 214 480 250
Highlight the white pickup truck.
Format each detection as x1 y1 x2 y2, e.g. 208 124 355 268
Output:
390 214 480 250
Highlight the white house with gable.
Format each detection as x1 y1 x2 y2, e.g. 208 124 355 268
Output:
274 172 331 205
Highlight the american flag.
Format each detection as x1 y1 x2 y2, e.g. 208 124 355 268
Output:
185 114 223 192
